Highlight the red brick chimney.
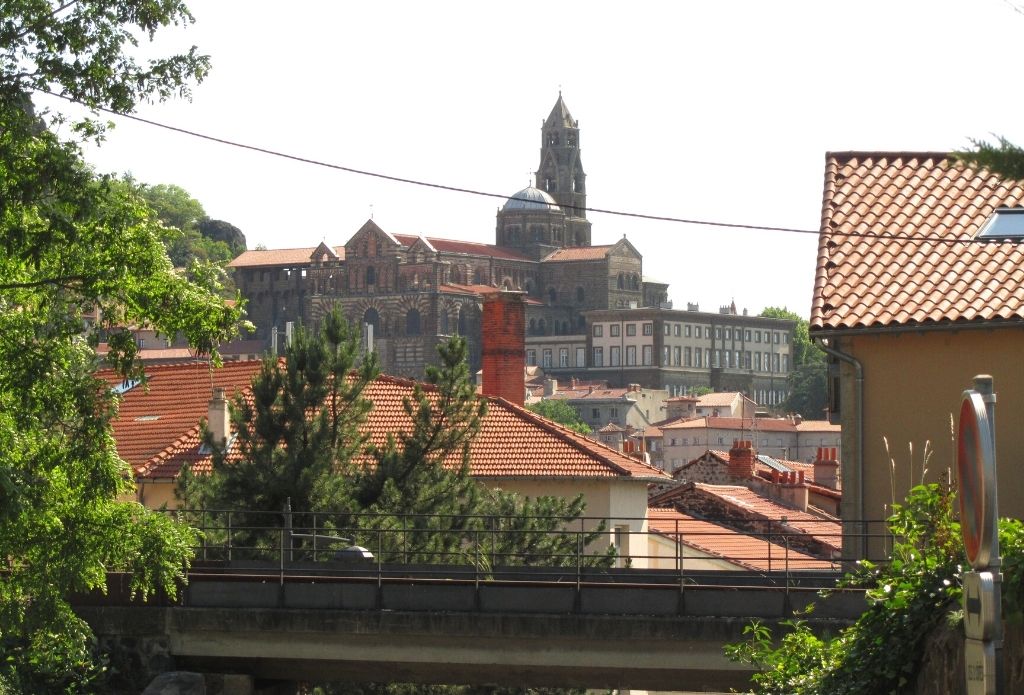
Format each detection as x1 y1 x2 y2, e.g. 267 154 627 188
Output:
813 446 840 490
727 439 756 480
481 291 525 406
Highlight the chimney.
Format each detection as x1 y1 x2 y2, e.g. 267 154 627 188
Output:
481 291 526 407
208 387 230 449
727 439 756 480
628 383 641 393
544 378 558 397
570 377 578 389
780 469 809 512
813 446 839 489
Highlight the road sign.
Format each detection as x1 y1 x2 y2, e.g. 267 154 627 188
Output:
958 390 996 569
965 638 997 695
964 571 999 641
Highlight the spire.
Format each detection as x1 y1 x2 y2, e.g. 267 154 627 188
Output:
545 93 577 129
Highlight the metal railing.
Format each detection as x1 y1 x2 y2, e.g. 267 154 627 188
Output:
169 508 894 593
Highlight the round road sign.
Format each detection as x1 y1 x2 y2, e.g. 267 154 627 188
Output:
958 390 996 569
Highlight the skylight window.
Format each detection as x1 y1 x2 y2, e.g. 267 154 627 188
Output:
977 208 1024 240
113 378 142 395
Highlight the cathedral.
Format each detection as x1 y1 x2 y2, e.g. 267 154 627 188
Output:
229 95 666 378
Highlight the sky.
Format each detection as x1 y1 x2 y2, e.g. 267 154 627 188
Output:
36 0 1024 319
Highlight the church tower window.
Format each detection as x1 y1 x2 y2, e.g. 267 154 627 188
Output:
366 266 376 285
405 308 421 336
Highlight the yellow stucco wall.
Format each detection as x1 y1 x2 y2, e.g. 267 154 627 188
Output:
845 327 1024 529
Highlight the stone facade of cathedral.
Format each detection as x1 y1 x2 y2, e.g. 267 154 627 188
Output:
229 96 660 380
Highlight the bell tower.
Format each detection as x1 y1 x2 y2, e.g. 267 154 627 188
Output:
536 93 591 246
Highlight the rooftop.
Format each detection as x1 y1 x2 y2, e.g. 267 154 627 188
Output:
541 246 613 262
229 246 346 268
812 152 1024 331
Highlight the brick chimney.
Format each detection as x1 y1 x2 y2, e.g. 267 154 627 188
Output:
779 470 809 512
481 291 526 406
813 446 839 489
208 387 230 449
727 439 756 480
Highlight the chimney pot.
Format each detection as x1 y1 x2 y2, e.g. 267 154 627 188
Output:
208 387 230 448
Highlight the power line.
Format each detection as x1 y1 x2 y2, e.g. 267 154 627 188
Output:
37 89 1023 246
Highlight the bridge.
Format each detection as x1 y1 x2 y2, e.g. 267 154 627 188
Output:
76 510 871 691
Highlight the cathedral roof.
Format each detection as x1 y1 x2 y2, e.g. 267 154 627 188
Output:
501 186 561 213
545 93 577 129
392 234 531 261
541 245 612 262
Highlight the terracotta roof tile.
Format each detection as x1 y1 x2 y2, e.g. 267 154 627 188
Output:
120 364 670 483
811 152 1024 331
661 416 797 432
647 508 832 571
541 246 613 262
229 247 345 268
392 234 531 262
692 484 841 551
695 392 741 408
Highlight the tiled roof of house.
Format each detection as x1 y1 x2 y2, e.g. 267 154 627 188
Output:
541 246 613 262
118 365 670 483
661 416 797 432
811 152 1024 331
393 234 531 262
696 392 741 408
229 247 346 268
692 483 841 551
598 422 626 433
795 420 841 433
98 360 265 470
647 508 832 571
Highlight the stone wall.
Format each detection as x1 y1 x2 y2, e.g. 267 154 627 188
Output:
912 620 1024 694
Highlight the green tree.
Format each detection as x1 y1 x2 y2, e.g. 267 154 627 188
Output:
956 136 1024 180
0 1 245 688
179 307 379 548
526 399 591 434
138 182 241 267
759 307 827 418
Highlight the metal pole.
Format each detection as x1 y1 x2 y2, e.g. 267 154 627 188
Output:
227 511 232 562
284 498 293 563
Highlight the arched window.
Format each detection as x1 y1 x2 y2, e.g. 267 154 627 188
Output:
538 319 546 335
457 305 467 335
617 273 624 290
576 286 585 303
529 318 537 335
439 310 449 335
405 308 421 335
362 308 380 336
366 266 376 285
548 287 557 304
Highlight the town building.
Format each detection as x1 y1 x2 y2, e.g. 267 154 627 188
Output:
229 96 660 381
809 152 1024 556
544 380 669 432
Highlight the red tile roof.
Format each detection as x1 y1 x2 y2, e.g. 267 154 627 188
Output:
541 246 613 262
392 234 531 262
812 152 1024 331
229 247 346 268
691 483 841 551
661 416 797 432
98 360 265 471
696 392 742 408
647 508 832 571
119 365 670 483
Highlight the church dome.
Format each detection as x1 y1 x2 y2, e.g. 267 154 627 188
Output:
502 186 561 212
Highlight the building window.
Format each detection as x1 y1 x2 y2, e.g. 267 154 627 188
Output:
694 326 702 339
725 328 731 340
593 325 603 337
626 345 637 366
719 437 725 445
734 350 741 368
548 287 557 303
576 347 585 366
362 307 380 336
542 349 552 368
610 407 619 419
576 286 585 303
694 348 702 368
754 352 762 370
683 346 691 366
593 347 604 367
774 332 781 344
610 345 621 366
559 348 569 367
764 351 771 371
664 323 670 336
405 308 421 335
773 353 780 372
724 350 731 368
783 354 790 372
715 327 722 340
610 324 620 337
662 346 670 366
744 351 751 369
366 266 376 285
755 330 761 343
684 324 691 337
745 329 751 341
642 345 653 366
526 349 536 366
626 323 637 336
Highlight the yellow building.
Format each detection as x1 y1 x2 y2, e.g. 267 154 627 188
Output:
809 152 1024 558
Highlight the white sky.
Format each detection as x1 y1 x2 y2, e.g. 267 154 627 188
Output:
37 0 1024 319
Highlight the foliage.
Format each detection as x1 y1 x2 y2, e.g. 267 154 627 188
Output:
955 136 1024 181
138 182 246 268
759 307 826 418
179 307 379 547
0 0 247 689
526 399 591 434
690 385 713 397
726 483 969 694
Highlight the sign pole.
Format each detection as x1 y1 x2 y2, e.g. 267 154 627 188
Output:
959 375 1002 695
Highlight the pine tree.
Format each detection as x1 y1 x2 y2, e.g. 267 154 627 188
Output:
179 307 378 551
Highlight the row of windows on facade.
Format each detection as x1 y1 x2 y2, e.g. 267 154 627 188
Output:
527 316 587 336
594 322 789 344
526 346 791 373
360 306 474 338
